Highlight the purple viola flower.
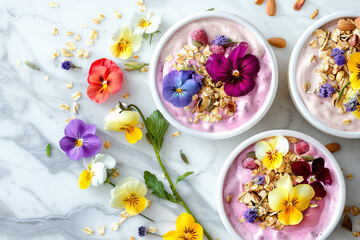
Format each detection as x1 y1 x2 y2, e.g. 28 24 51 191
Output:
213 35 229 45
59 119 101 161
205 42 260 97
162 70 202 107
331 48 345 66
318 83 335 98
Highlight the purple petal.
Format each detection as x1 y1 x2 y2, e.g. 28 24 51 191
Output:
236 54 260 77
163 86 178 103
205 54 232 83
82 134 102 158
64 119 87 138
317 168 332 185
291 161 311 179
223 74 255 97
85 124 97 135
171 93 193 107
162 70 181 89
182 79 201 95
310 181 327 198
312 158 325 175
228 42 248 69
178 70 195 83
59 136 84 161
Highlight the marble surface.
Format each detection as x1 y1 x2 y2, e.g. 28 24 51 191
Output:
1 0 360 239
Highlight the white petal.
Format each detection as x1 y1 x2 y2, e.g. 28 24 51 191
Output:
115 177 140 187
277 173 293 194
144 16 161 34
83 157 93 170
270 135 289 156
134 27 145 35
93 153 116 169
91 162 107 187
255 141 272 161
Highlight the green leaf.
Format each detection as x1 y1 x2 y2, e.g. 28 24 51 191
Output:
301 154 314 162
124 61 149 71
24 61 40 70
337 81 349 103
207 8 215 11
144 171 178 203
176 171 194 184
145 133 153 146
247 151 256 159
46 143 51 157
180 150 189 164
145 110 169 152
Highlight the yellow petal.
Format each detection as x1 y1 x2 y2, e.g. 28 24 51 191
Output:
125 196 148 216
104 111 139 131
347 52 360 73
263 153 283 170
291 184 315 211
190 223 204 240
112 25 132 42
269 135 289 156
255 141 272 161
125 126 142 144
175 213 196 231
163 230 182 240
353 106 360 119
110 42 132 60
122 178 147 197
350 72 360 90
79 170 92 189
268 187 288 212
129 34 142 52
277 173 293 194
278 205 303 225
109 190 129 209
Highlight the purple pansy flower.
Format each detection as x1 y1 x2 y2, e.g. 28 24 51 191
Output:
205 42 260 97
162 70 202 107
59 119 101 161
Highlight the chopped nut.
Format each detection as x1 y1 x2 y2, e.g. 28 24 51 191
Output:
74 34 81 41
344 205 351 214
123 93 130 99
89 29 98 40
310 9 319 19
351 206 360 216
51 49 59 60
97 226 105 235
104 141 112 149
342 214 353 232
76 49 84 58
310 55 317 63
343 118 351 125
172 131 181 137
52 28 58 35
129 237 135 240
353 231 360 237
254 0 264 5
70 103 79 114
86 40 94 46
66 116 76 123
48 3 58 7
133 55 139 59
226 195 232 203
347 173 353 179
66 31 74 36
110 221 119 231
61 48 73 57
166 55 174 62
66 42 77 51
83 50 90 58
148 226 157 233
137 0 143 5
84 226 94 235
72 91 81 101
309 39 318 48
93 18 100 24
60 104 70 111
113 10 121 19
66 81 73 89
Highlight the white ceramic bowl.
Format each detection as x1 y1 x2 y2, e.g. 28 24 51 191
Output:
150 11 278 139
288 11 360 139
216 130 346 240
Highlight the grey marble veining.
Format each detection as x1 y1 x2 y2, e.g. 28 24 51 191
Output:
1 0 360 239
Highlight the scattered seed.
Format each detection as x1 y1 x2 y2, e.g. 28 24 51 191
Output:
84 226 94 235
61 48 73 57
148 226 157 233
97 226 105 235
67 81 73 89
113 10 121 19
110 221 119 231
24 61 40 70
342 214 352 232
60 104 70 111
89 29 98 40
180 149 189 164
74 34 81 41
226 195 232 203
67 42 77 51
66 31 74 36
72 91 81 101
309 40 318 48
351 206 360 216
310 9 319 19
52 28 58 35
140 4 146 12
129 237 135 240
123 93 130 99
133 55 139 59
172 131 181 137
51 49 59 60
93 18 100 24
347 173 353 179
86 40 94 46
343 118 351 125
66 116 76 123
137 0 143 5
70 103 79 114
104 141 112 149
353 231 360 237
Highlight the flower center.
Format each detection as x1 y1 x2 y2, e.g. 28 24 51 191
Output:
307 175 317 184
127 194 140 207
75 139 83 147
176 88 183 93
181 228 197 240
139 18 151 28
117 40 130 53
232 69 240 77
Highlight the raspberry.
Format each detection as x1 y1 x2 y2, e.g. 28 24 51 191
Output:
224 43 238 57
242 158 258 170
296 141 310 155
209 44 225 55
190 28 208 45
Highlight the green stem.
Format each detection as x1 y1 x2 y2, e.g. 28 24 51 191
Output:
148 232 162 237
255 192 268 208
106 180 115 187
139 213 154 222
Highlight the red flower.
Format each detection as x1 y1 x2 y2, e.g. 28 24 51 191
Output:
87 58 123 104
291 158 332 198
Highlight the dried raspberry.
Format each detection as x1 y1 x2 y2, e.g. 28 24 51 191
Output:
224 43 238 57
296 141 310 155
242 158 258 170
189 28 208 45
209 44 225 55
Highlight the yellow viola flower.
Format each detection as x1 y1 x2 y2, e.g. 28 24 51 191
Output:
353 105 360 119
268 173 315 226
347 52 360 90
110 25 142 60
255 135 289 170
110 177 148 216
163 213 203 240
104 110 142 144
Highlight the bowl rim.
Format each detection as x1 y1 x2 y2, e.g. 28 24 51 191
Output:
216 129 346 240
149 11 278 140
288 10 360 139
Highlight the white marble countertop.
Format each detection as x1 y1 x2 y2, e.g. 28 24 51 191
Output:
1 0 360 239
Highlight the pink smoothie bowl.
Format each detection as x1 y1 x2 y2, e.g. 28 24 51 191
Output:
288 11 360 139
216 130 346 240
149 11 278 140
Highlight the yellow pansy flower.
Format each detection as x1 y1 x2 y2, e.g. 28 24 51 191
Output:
110 25 142 60
255 135 289 170
347 52 360 90
163 213 203 240
104 110 142 144
110 177 148 216
353 105 360 119
269 174 315 225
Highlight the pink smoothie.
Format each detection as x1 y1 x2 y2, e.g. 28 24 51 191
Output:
156 18 273 133
223 137 340 240
296 19 360 132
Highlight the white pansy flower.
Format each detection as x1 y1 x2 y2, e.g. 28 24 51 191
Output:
132 12 161 35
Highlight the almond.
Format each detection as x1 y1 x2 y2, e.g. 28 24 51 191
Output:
254 0 264 5
355 18 360 30
325 143 341 153
266 0 276 16
337 19 355 31
267 37 286 48
294 0 306 11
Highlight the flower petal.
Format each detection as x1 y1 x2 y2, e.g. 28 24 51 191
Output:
255 140 272 161
145 16 161 34
82 134 101 158
122 178 147 197
291 161 311 179
347 52 360 73
182 79 201 95
106 70 123 94
64 119 88 138
79 170 92 189
350 72 360 90
175 213 196 231
310 181 327 198
317 168 332 185
291 184 315 211
104 110 139 131
88 66 108 84
278 205 303 225
235 54 260 77
91 162 107 187
223 74 255 97
129 33 142 53
112 25 132 42
59 136 84 161
125 126 143 144
125 196 148 216
190 223 204 240
85 124 97 135
269 135 289 156
263 153 283 170
268 187 288 212
93 153 117 169
228 42 248 68
87 83 109 104
115 177 141 187
353 106 360 119
109 190 129 209
162 70 182 89
110 42 133 60
163 230 183 240
311 158 324 175
277 173 293 194
205 54 232 83
178 70 195 83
